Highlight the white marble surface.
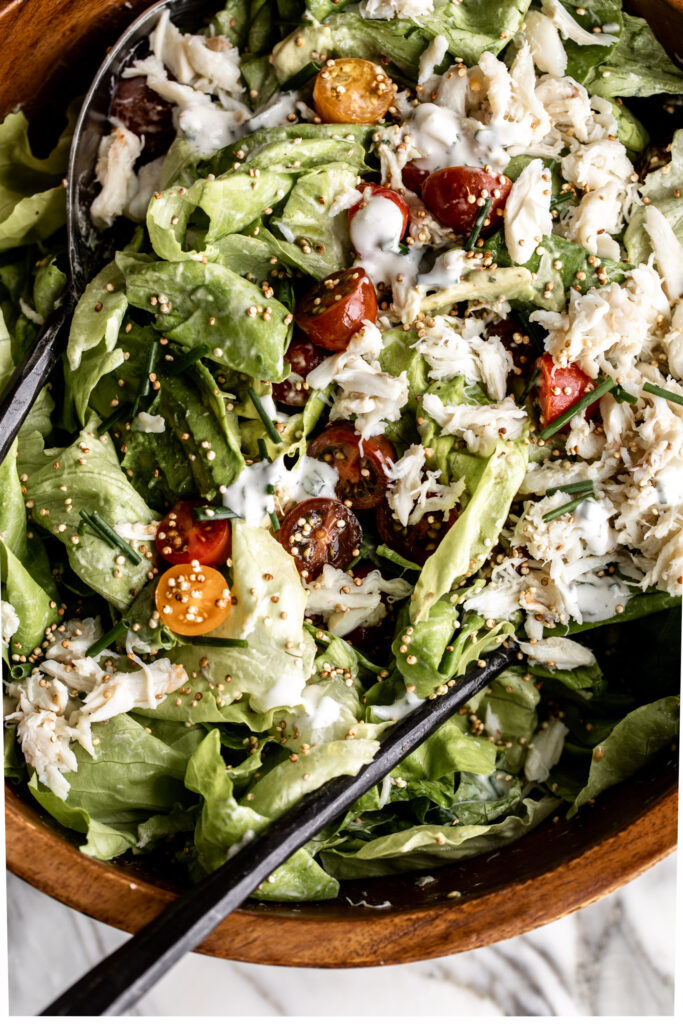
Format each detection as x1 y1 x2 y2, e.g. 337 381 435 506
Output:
7 854 676 1016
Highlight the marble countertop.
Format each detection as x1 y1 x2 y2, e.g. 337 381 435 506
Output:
7 854 676 1016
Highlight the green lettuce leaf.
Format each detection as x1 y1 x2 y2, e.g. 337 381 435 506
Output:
0 110 73 251
569 695 680 815
186 729 339 899
411 439 528 622
586 12 683 97
319 794 559 878
19 424 157 610
117 252 292 381
28 715 205 859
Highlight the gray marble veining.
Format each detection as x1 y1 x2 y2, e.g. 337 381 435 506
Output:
6 855 676 1016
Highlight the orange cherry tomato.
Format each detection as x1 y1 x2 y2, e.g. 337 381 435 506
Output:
313 58 396 124
155 500 231 566
155 563 231 636
295 267 378 352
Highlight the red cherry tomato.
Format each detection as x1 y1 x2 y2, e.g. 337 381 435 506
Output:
376 501 458 566
401 162 430 195
155 500 231 567
279 497 362 580
295 267 378 352
348 183 410 238
271 338 327 407
307 422 396 510
537 354 599 428
422 167 512 237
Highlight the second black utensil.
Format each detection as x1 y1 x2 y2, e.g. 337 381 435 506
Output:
41 643 517 1017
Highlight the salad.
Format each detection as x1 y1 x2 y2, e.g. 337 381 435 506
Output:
1 0 681 902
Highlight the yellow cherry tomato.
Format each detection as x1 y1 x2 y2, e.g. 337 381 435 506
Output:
155 563 231 636
313 58 396 124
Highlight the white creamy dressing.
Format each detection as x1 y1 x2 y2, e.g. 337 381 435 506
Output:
574 497 613 557
221 454 338 526
408 104 509 174
350 193 405 257
258 664 308 711
656 459 683 506
571 575 632 622
371 686 425 722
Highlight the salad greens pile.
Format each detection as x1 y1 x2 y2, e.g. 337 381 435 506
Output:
1 0 681 902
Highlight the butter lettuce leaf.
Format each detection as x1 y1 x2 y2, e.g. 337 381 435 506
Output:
117 252 292 381
411 439 528 622
19 424 156 610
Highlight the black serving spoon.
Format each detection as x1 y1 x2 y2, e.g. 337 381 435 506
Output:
41 643 517 1016
0 0 207 464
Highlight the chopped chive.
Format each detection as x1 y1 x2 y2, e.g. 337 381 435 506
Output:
538 375 615 440
613 386 638 405
465 197 493 251
79 509 142 565
183 636 249 648
269 510 280 532
547 480 594 497
248 387 281 444
281 60 322 91
550 190 575 209
132 337 160 417
257 436 270 462
519 366 540 405
266 483 275 495
542 494 592 523
10 663 33 679
643 381 683 407
165 344 210 376
193 506 240 521
86 618 130 658
97 405 131 436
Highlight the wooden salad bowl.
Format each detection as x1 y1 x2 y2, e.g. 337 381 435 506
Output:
2 0 680 967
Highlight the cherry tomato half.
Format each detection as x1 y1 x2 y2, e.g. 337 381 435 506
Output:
422 167 512 237
376 501 458 566
308 422 396 510
401 161 430 196
295 267 378 352
110 77 174 156
271 338 327 407
349 183 410 238
155 563 231 636
313 58 396 124
537 353 599 428
155 500 231 567
279 497 362 580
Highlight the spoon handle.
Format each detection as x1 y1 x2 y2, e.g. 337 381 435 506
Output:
0 298 72 462
41 645 516 1016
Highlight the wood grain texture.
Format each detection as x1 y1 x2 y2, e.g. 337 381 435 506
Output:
2 0 681 969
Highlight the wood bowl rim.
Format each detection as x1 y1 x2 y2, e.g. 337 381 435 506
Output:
6 780 677 966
